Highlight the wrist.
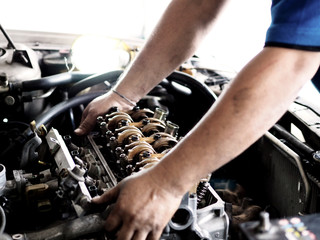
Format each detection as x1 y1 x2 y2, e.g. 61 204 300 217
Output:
147 162 190 198
111 88 136 107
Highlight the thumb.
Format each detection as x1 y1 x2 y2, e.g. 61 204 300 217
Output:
92 187 119 205
74 117 95 136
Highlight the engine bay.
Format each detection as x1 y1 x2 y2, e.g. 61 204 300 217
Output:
0 26 320 240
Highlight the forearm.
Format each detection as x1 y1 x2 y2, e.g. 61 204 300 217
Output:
115 0 227 102
151 47 320 196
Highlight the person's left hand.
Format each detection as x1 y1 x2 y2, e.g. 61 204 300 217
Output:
92 169 184 240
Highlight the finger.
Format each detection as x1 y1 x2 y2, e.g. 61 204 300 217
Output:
104 208 123 234
146 230 163 240
80 106 88 124
77 103 90 127
114 224 135 240
91 187 119 205
74 116 95 135
132 230 150 240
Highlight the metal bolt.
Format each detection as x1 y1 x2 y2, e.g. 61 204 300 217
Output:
142 119 150 125
96 116 104 124
4 95 15 106
119 153 127 160
68 165 85 182
115 147 123 154
153 133 161 140
119 119 129 127
71 165 85 177
142 151 151 158
12 234 25 240
130 135 139 142
313 151 320 163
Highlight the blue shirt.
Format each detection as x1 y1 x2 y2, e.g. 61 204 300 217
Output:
265 0 320 49
265 0 320 90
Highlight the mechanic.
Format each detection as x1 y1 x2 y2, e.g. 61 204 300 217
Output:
75 0 320 239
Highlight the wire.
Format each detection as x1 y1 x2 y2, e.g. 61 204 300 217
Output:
0 205 6 234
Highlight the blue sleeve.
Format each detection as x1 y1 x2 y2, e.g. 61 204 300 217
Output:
265 0 320 50
265 0 320 91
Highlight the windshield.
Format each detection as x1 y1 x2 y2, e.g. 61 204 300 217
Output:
1 0 270 71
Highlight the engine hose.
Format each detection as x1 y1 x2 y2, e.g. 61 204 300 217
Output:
25 213 105 240
67 70 123 98
14 72 92 92
20 70 123 144
35 92 105 129
166 71 217 102
271 124 315 157
0 205 6 234
66 70 123 131
22 91 105 139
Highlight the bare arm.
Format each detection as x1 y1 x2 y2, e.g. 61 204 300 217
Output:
75 0 227 135
115 0 227 102
149 47 320 195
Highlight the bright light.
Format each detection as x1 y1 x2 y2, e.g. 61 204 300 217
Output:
71 35 131 73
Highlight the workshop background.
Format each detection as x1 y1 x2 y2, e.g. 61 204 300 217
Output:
1 0 271 72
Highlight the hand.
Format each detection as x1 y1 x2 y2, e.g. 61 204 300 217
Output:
74 91 133 136
92 170 183 240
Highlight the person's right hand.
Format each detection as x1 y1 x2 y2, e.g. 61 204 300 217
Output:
74 91 135 136
92 167 184 240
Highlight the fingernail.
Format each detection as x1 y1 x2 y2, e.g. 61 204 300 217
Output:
74 128 83 135
91 196 100 202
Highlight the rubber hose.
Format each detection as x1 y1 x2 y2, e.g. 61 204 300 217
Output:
21 70 122 138
25 213 105 240
16 91 104 164
18 72 92 91
68 70 123 98
34 91 105 130
0 205 6 234
272 124 314 156
166 71 217 102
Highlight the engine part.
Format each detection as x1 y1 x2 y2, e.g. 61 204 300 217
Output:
24 213 106 240
0 25 40 81
86 107 229 239
46 128 91 217
13 106 227 240
1 25 320 240
0 165 6 196
15 72 91 92
0 33 244 237
20 132 42 168
264 131 311 215
0 25 41 122
67 70 122 97
33 92 104 130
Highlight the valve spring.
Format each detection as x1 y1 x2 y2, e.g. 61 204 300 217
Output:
196 181 209 207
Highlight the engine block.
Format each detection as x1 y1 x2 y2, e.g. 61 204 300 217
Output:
42 106 229 240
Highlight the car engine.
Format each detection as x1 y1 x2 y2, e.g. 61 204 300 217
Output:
0 25 320 240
